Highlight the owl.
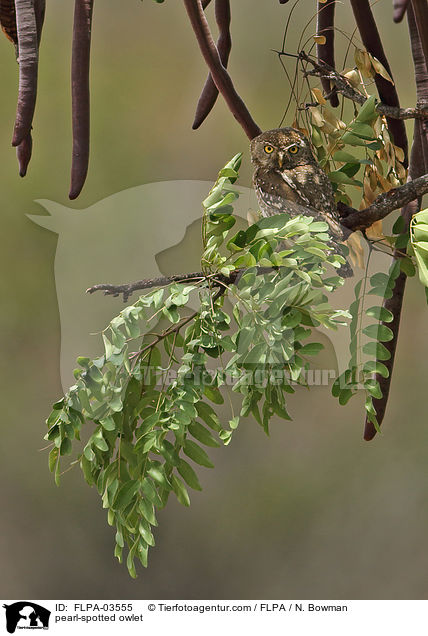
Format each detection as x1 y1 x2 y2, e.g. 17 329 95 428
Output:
250 127 352 277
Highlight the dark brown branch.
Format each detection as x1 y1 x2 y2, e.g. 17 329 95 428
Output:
316 0 339 107
410 0 428 74
364 3 428 441
183 0 261 140
193 0 232 129
393 0 410 23
300 52 428 120
342 173 428 231
69 0 94 200
12 0 38 147
350 0 409 166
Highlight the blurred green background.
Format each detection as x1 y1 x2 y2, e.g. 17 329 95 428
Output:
1 0 427 599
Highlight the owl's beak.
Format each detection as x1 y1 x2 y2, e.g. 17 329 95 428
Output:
277 152 284 168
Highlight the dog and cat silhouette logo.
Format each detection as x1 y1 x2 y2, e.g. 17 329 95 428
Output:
3 602 51 633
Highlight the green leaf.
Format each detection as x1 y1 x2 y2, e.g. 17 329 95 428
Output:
188 421 220 447
365 306 394 322
113 480 140 511
363 360 389 378
49 447 59 473
356 95 378 123
177 458 202 491
203 386 224 404
183 440 214 468
362 324 394 342
60 437 72 456
362 341 391 360
298 342 324 356
171 474 191 507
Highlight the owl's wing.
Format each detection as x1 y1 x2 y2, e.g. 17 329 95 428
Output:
277 167 346 240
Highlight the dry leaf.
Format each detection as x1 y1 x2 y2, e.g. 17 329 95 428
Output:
309 106 325 128
313 35 327 45
323 107 341 129
396 161 407 181
365 220 384 240
311 88 327 105
354 48 373 79
343 68 360 88
394 145 405 163
345 232 365 269
369 55 394 85
377 172 394 192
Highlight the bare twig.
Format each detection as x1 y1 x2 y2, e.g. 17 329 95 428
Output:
316 0 339 107
350 0 409 166
87 271 211 302
300 52 428 120
393 0 410 23
12 0 38 147
69 0 94 200
364 3 428 441
183 0 261 140
193 0 232 129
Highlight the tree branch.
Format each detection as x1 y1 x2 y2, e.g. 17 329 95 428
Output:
183 0 261 139
341 173 428 232
86 267 280 303
300 52 428 120
363 2 428 441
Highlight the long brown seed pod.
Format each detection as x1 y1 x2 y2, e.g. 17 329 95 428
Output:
193 0 231 129
316 0 339 107
183 0 261 140
393 0 410 23
12 0 38 147
69 0 94 200
16 0 45 177
350 0 409 167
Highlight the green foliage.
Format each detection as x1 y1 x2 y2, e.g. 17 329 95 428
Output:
305 90 407 209
411 207 428 289
45 154 353 576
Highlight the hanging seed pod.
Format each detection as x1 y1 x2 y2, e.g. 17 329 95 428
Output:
316 0 339 107
192 0 231 129
12 0 39 147
69 0 94 200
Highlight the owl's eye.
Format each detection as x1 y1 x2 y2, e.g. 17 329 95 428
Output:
264 144 274 154
288 145 299 154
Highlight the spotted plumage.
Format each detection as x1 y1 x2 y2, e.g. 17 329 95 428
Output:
250 127 352 277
